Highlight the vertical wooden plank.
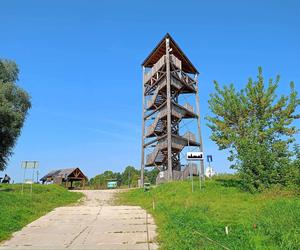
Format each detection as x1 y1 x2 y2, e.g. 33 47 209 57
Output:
166 38 173 181
195 74 205 179
140 66 146 187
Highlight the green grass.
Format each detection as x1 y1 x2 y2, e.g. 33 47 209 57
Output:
117 176 300 250
0 184 83 242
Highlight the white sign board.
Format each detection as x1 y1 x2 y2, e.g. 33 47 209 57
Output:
186 152 203 161
21 161 39 169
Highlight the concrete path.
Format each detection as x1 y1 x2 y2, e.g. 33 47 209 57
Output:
0 190 158 250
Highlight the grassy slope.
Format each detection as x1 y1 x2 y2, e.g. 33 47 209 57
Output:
0 184 83 241
117 176 300 250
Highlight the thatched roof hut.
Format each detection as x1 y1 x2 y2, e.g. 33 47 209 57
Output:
40 168 87 188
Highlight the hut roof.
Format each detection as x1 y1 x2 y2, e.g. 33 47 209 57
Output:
40 168 87 181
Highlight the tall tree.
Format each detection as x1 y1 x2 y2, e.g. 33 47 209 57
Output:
0 59 31 171
144 168 159 184
206 68 300 192
122 166 140 187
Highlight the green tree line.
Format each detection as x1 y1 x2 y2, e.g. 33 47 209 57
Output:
89 166 158 189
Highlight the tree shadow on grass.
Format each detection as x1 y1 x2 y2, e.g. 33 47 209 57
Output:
0 185 14 192
215 178 243 188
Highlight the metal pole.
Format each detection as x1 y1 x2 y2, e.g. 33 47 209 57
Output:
199 162 202 190
141 66 146 187
187 134 194 192
195 74 205 183
36 170 39 183
191 164 194 192
31 168 34 196
166 38 173 181
21 167 26 194
189 163 194 192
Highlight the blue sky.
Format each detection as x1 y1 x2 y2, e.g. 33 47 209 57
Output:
1 0 299 182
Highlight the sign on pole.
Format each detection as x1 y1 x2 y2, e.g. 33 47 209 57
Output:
186 153 204 192
21 161 39 169
186 152 203 161
207 155 213 163
21 161 39 195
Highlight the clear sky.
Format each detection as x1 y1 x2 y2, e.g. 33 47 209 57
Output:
1 0 299 182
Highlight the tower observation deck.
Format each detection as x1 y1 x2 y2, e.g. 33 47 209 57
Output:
140 33 204 184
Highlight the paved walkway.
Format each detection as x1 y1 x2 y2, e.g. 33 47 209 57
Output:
0 190 158 250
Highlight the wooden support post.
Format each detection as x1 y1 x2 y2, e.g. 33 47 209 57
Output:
195 74 205 179
140 66 146 187
166 38 173 181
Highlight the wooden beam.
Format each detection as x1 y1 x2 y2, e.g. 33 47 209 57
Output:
195 74 205 179
140 66 146 187
166 38 173 181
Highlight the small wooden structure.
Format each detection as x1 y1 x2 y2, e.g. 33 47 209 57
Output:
40 168 88 189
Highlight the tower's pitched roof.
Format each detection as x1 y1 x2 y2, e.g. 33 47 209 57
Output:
142 33 198 74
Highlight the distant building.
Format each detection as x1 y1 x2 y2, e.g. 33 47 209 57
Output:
205 167 216 178
40 168 88 189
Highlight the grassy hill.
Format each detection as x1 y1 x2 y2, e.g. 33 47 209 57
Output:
118 175 300 250
0 184 83 242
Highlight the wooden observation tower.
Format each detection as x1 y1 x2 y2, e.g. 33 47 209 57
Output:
140 33 204 185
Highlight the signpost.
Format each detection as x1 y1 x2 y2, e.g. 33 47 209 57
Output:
186 152 204 191
21 161 39 195
186 152 203 161
206 155 214 178
21 161 39 169
207 155 213 163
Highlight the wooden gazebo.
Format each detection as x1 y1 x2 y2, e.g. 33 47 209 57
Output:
40 168 88 189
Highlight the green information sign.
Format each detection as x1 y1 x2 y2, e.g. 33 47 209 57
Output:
107 181 117 189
